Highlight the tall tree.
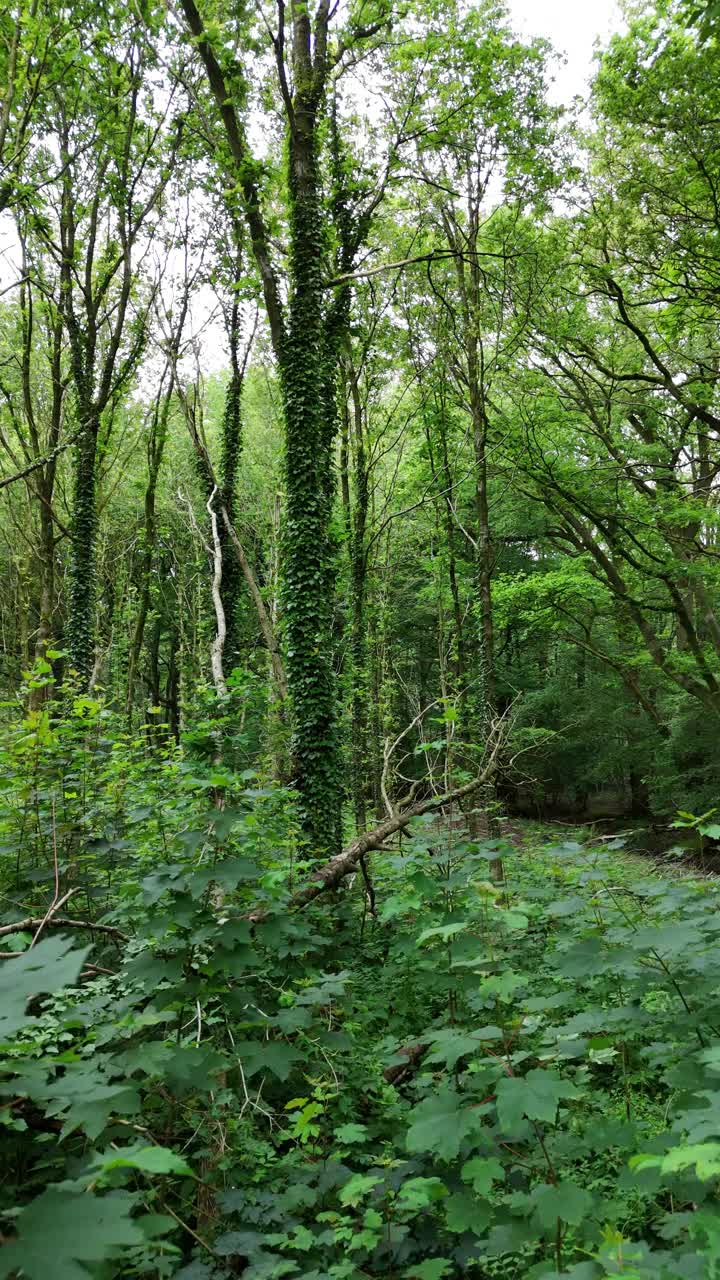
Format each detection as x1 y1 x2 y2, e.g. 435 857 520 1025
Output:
175 0 390 854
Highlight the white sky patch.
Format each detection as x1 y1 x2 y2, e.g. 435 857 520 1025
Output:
507 0 625 103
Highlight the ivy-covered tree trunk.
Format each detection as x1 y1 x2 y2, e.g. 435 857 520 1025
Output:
342 352 370 833
67 421 99 685
178 0 383 856
280 79 342 857
218 227 246 671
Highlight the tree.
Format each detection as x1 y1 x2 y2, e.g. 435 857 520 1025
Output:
175 0 390 855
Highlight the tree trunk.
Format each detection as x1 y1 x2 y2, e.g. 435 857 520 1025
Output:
67 422 99 687
343 354 370 833
280 94 342 857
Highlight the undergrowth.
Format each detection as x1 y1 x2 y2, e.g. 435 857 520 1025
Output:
2 694 720 1278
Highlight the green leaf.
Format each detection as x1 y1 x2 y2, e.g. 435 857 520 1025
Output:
530 1180 592 1230
417 921 469 947
0 935 90 1040
0 1189 143 1280
461 1156 505 1196
396 1177 448 1211
335 1122 369 1144
444 1190 492 1235
338 1173 384 1206
496 909 529 931
34 1061 141 1140
632 1143 720 1180
406 1260 453 1279
235 1040 303 1081
406 1088 484 1161
496 1069 579 1131
424 1029 487 1069
93 1146 194 1178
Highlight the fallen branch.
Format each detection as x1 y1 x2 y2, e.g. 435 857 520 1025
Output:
0 916 129 941
249 720 507 923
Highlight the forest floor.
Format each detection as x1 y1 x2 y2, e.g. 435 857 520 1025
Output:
501 815 720 880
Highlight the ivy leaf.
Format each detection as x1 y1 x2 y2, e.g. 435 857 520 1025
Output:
496 1069 580 1131
0 1189 143 1280
406 1088 484 1160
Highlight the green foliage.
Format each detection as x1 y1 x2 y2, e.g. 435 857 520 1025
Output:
5 692 720 1277
5 1 720 1277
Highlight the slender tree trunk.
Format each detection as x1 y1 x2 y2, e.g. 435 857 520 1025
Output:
126 391 171 722
425 394 467 688
28 499 56 710
166 624 181 742
218 241 246 668
67 421 99 686
466 369 501 873
343 355 370 833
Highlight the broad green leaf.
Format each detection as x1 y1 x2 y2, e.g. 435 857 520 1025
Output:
93 1146 194 1178
417 921 469 947
406 1259 453 1279
444 1190 492 1235
496 1069 580 1131
406 1088 484 1161
632 1143 720 1179
396 1177 448 1211
530 1180 592 1230
424 1029 487 1069
33 1062 141 1140
335 1123 369 1144
0 935 90 1040
461 1156 505 1196
0 1189 143 1280
235 1040 303 1080
338 1173 384 1206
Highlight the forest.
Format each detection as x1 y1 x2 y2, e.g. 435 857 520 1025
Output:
3 0 720 1275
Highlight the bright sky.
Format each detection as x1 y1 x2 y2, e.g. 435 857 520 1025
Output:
0 1 627 374
508 0 625 103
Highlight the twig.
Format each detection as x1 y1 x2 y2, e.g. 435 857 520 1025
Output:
30 888 77 948
158 1201 216 1256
